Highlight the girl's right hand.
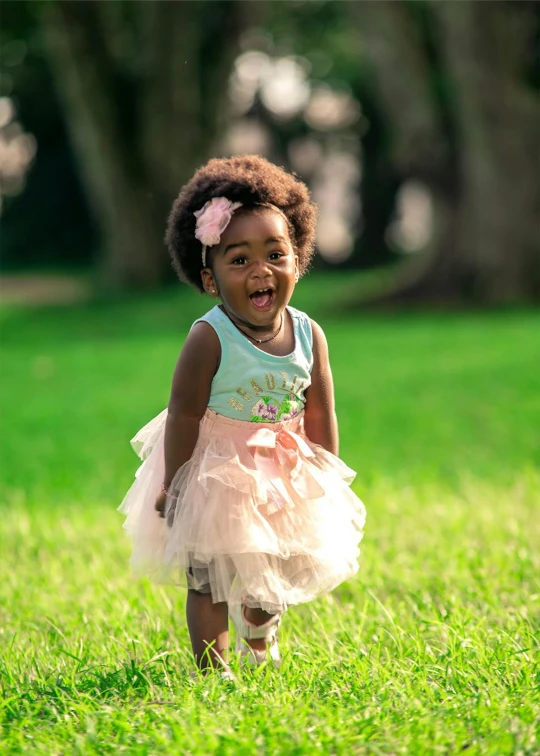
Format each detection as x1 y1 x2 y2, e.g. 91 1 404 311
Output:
155 490 167 518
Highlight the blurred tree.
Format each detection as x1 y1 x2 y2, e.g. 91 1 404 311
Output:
40 0 247 291
351 0 540 305
0 0 96 271
3 0 538 304
232 0 401 271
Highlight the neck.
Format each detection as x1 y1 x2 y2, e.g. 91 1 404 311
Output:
219 304 284 336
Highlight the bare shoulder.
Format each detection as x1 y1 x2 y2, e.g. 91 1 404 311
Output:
168 320 220 413
183 320 220 355
175 320 220 376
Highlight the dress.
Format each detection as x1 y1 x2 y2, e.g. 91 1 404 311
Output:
119 306 366 614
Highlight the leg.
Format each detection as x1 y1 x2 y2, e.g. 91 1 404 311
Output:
230 602 283 667
186 589 229 670
243 607 276 652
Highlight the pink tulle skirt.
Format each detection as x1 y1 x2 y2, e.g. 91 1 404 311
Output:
119 409 366 613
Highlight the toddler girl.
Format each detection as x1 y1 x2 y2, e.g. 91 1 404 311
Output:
120 155 366 674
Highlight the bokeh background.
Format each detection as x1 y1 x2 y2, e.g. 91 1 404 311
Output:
1 0 538 303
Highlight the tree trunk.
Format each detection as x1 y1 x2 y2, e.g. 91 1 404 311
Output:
138 0 242 198
350 0 540 306
350 90 401 270
349 0 458 295
42 1 165 290
423 1 540 304
42 0 246 292
351 0 449 180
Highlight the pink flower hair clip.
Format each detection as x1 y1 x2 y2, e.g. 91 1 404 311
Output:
194 197 243 267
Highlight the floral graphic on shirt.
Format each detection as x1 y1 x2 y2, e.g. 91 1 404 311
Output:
277 394 300 421
250 397 279 422
250 394 300 423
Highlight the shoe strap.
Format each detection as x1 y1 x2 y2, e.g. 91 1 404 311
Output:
238 607 282 641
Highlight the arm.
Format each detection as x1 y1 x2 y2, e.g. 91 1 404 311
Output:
303 319 339 455
155 321 220 516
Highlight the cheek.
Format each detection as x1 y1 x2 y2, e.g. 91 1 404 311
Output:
213 268 243 294
282 257 298 277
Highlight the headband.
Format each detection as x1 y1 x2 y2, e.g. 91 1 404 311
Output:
194 197 242 267
194 197 291 267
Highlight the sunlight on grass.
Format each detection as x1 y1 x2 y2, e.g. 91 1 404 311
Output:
1 276 538 754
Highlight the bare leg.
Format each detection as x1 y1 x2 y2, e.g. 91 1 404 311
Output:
243 606 275 652
186 590 229 670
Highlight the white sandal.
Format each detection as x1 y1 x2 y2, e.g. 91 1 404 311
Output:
229 604 282 669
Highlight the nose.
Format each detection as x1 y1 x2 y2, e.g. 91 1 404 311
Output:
250 258 272 280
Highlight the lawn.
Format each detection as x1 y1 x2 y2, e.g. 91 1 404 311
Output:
1 274 538 755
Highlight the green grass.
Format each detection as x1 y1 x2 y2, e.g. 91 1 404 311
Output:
1 273 539 755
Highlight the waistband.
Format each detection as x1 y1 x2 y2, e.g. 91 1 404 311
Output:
199 408 304 440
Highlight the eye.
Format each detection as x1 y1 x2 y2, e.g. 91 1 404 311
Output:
231 256 247 265
269 251 283 261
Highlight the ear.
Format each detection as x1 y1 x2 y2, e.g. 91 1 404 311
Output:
294 255 300 282
201 267 219 297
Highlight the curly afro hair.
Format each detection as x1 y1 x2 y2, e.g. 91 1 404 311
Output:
165 155 318 292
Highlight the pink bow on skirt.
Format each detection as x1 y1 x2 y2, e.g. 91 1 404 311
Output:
246 427 325 514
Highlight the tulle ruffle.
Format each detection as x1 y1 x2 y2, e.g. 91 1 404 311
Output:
119 409 366 613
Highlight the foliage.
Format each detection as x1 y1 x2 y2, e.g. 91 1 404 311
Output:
2 1 539 302
1 274 538 753
0 0 95 269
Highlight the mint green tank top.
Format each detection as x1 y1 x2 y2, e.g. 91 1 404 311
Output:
194 306 313 423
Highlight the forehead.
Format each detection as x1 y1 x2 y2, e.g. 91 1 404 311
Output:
219 209 290 246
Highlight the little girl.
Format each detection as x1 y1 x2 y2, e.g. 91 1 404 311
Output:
120 155 366 674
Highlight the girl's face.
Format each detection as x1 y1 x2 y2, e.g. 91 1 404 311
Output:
201 209 299 329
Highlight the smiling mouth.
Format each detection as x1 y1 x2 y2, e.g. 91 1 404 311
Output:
249 288 275 310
